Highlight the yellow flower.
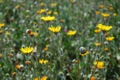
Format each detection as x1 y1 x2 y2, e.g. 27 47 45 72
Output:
95 42 101 46
15 64 21 70
95 11 100 15
15 5 20 9
80 51 88 56
50 3 57 7
101 13 110 17
41 16 55 22
20 47 34 54
99 5 104 8
96 24 112 31
40 76 47 80
67 30 76 36
106 37 114 41
37 9 46 14
0 30 3 34
46 10 52 14
0 54 2 58
53 12 58 15
109 6 113 10
6 31 10 36
40 3 45 6
34 77 39 80
113 13 117 16
39 59 48 64
25 60 31 65
48 25 61 33
94 61 104 69
94 29 101 33
0 23 5 28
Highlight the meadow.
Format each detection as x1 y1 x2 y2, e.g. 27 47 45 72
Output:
0 0 120 80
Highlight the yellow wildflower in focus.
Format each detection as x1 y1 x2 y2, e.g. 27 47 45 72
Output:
67 30 76 36
80 51 88 56
94 29 101 33
113 13 117 16
37 9 46 14
106 37 114 41
90 76 96 80
41 16 55 22
95 42 101 46
96 24 112 31
0 23 5 28
95 11 100 15
48 25 61 33
39 59 48 64
94 61 104 69
40 76 47 80
50 3 57 7
34 77 39 80
101 13 110 17
20 47 34 54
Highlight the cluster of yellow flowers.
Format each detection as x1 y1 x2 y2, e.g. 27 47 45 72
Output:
96 24 112 31
39 59 48 64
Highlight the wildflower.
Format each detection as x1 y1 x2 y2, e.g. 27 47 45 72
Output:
104 47 109 51
40 76 47 80
37 9 46 14
95 11 100 15
12 72 16 77
34 77 39 80
79 47 88 56
39 59 48 64
0 23 5 28
40 3 45 7
94 61 104 69
95 42 101 46
94 29 101 33
20 47 34 54
0 30 3 34
53 12 58 15
113 13 117 16
109 6 113 10
6 31 10 36
25 60 31 65
50 3 57 7
106 37 114 41
0 54 2 58
67 30 76 36
101 13 110 17
96 24 112 31
90 76 96 80
99 5 104 8
15 64 21 70
15 5 20 9
41 16 55 22
46 10 52 14
48 25 61 33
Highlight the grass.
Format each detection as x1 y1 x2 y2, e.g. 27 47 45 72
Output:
0 0 120 80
